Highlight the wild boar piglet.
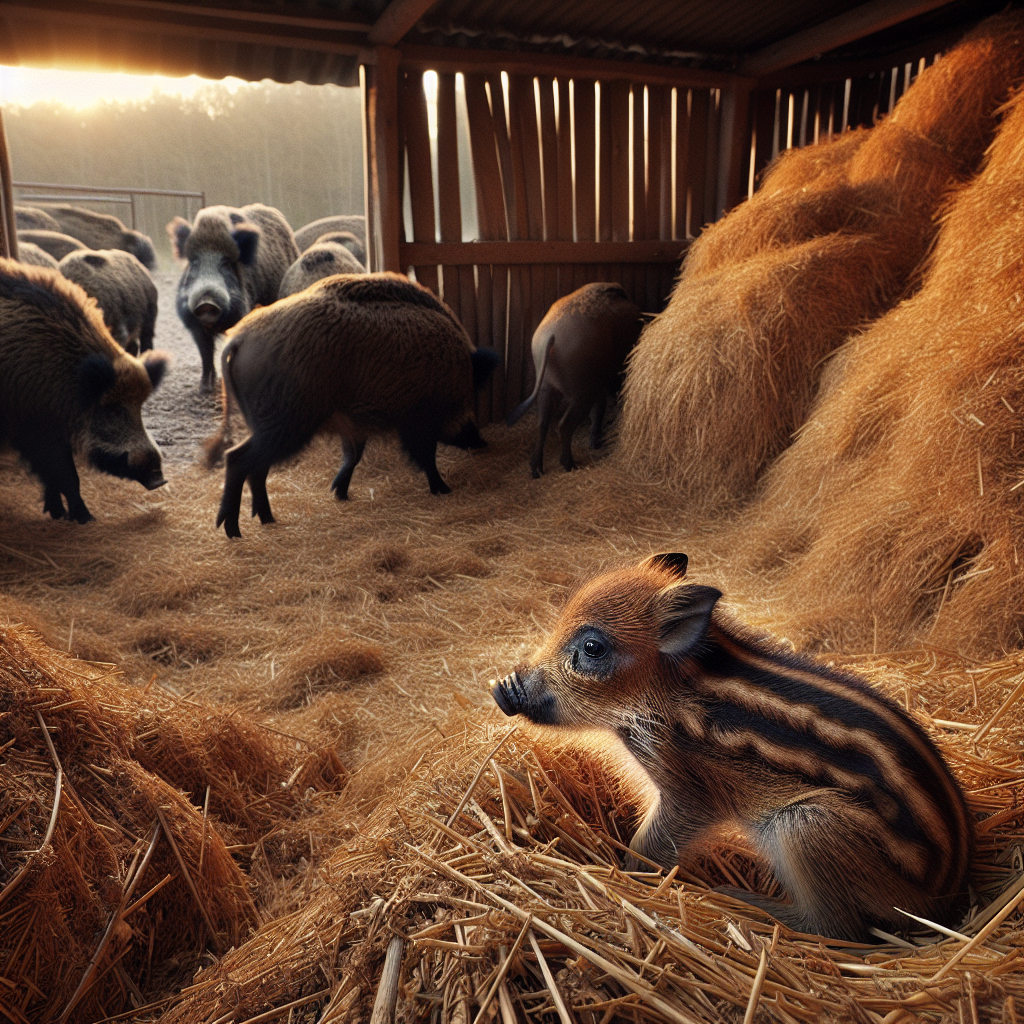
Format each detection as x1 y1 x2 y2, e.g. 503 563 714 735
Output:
492 552 974 941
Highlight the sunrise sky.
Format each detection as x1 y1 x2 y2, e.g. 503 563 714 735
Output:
0 65 242 108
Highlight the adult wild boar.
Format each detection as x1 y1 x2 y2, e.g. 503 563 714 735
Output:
294 215 366 254
507 282 642 476
168 203 299 388
59 249 158 355
16 242 60 271
278 242 364 299
312 231 365 267
0 259 168 522
208 273 499 538
15 205 62 232
41 205 158 271
18 229 87 262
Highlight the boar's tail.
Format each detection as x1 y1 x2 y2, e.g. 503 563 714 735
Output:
506 333 554 427
203 341 240 469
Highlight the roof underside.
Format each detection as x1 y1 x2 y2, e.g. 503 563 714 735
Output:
0 0 1017 85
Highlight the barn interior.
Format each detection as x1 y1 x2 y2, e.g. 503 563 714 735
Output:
0 2 1023 1022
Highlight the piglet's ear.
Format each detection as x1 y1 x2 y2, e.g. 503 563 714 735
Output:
232 226 259 265
79 353 117 409
655 583 721 658
641 552 689 578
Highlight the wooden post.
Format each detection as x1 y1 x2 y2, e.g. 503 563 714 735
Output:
716 81 754 220
0 104 17 260
364 46 401 272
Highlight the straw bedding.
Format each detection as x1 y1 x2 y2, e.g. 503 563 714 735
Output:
617 12 1023 511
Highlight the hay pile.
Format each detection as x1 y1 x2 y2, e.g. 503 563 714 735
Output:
618 12 1023 511
726 89 1024 658
0 625 340 1023
153 649 1023 1024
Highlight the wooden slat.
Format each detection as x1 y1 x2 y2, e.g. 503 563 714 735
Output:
401 68 438 294
608 79 630 243
674 88 690 240
752 87 777 188
702 89 720 228
632 83 647 242
687 88 709 237
366 46 401 271
555 77 573 243
537 75 560 372
574 78 596 242
646 84 670 241
436 70 470 329
717 81 753 216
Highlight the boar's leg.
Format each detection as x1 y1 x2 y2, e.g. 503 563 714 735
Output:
216 437 264 537
21 436 92 523
398 427 450 495
589 392 608 449
330 437 366 500
557 397 592 472
193 329 217 390
249 465 275 524
530 387 559 479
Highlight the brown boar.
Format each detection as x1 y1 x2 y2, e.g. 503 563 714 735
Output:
278 242 365 298
294 214 365 254
168 203 300 388
15 205 62 232
0 259 169 522
17 229 88 262
58 249 158 355
312 231 366 267
492 553 973 941
208 272 498 538
507 283 642 477
16 242 60 271
39 204 158 271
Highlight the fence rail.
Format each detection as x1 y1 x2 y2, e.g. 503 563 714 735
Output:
13 182 206 229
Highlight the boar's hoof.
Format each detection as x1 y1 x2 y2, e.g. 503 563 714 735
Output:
429 479 452 495
560 459 577 473
66 498 94 524
530 466 542 480
216 509 242 539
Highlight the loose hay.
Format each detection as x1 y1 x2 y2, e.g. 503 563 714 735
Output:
618 12 1024 510
726 89 1024 658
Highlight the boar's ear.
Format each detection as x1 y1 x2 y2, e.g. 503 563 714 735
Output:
654 584 720 659
141 351 170 391
232 226 260 265
79 353 117 408
167 217 191 259
641 552 689 578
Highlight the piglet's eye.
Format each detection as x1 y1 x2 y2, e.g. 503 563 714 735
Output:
583 638 607 659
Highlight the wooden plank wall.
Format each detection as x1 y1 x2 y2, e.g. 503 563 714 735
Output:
748 49 945 190
397 66 727 424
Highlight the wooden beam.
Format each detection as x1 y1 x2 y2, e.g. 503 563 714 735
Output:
716 82 754 218
368 0 439 46
398 240 689 266
400 43 745 90
366 47 402 272
740 0 956 77
0 106 17 261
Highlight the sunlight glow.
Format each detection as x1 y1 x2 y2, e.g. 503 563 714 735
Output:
0 66 244 109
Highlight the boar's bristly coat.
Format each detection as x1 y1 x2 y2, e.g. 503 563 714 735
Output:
15 205 62 233
312 231 366 268
209 273 499 538
168 203 299 388
507 283 642 477
0 259 169 522
492 553 974 941
17 229 88 262
59 249 158 355
42 205 158 272
16 242 60 271
294 215 366 254
278 242 365 299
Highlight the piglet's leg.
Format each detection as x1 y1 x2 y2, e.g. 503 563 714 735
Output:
248 465 275 524
217 439 253 538
557 397 592 472
331 437 366 500
627 799 709 874
399 428 450 495
23 437 91 523
589 393 608 449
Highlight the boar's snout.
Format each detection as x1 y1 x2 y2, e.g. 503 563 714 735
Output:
491 669 559 724
192 298 224 326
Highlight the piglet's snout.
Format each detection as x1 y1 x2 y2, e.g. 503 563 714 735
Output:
491 671 526 716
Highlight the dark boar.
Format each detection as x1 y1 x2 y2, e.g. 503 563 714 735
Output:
492 553 974 941
59 249 158 355
168 203 299 389
507 283 642 476
0 259 169 522
294 215 366 254
278 242 365 299
17 230 87 262
312 231 365 267
15 205 62 232
17 242 60 271
40 205 158 272
208 273 498 538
